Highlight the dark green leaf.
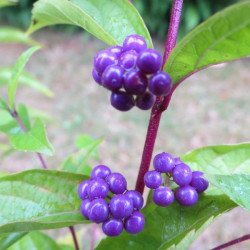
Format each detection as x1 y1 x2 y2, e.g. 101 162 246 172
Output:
0 169 90 235
0 232 27 250
164 2 250 85
27 0 152 47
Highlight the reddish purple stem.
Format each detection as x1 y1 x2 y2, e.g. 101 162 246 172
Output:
69 226 80 250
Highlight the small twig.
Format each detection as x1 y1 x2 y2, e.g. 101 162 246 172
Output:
69 226 80 250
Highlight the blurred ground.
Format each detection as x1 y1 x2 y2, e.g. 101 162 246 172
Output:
0 30 250 249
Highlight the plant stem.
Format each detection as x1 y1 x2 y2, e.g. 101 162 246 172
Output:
69 226 80 250
135 0 184 194
211 234 250 250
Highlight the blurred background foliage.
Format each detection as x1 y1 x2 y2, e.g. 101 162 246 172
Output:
0 0 244 39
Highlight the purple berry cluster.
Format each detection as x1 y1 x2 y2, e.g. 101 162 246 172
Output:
92 34 172 111
144 153 209 207
78 165 145 237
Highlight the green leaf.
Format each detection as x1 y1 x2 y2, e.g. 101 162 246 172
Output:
0 171 7 177
8 46 41 109
0 169 90 235
17 104 31 131
0 27 38 45
96 194 236 250
10 118 54 156
0 97 9 111
0 0 18 8
0 67 53 97
0 233 27 250
164 2 250 85
27 0 152 47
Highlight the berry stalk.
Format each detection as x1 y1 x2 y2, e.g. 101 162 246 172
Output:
135 0 184 194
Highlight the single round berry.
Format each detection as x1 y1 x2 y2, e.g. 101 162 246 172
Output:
110 91 135 112
94 50 117 75
88 198 109 223
109 194 133 219
175 186 198 206
92 68 102 85
78 179 91 200
91 165 111 180
174 157 183 166
124 211 145 234
124 69 147 95
153 186 174 207
144 170 162 189
87 178 109 200
136 48 162 74
153 152 175 173
102 218 124 237
102 65 124 91
123 34 147 53
191 171 209 193
125 190 144 210
80 199 91 219
149 72 172 96
108 45 123 57
136 91 156 110
107 172 127 194
118 50 138 71
172 163 192 187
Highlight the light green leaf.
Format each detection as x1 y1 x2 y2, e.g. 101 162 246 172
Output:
0 169 90 235
0 97 9 111
0 67 53 97
8 46 41 109
0 171 7 177
0 0 18 8
18 103 31 131
0 27 38 45
164 2 250 85
10 118 54 156
27 0 152 47
0 233 27 250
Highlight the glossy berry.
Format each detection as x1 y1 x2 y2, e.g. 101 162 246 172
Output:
136 48 162 74
92 69 102 85
136 91 156 110
111 91 135 112
80 199 91 219
94 50 117 75
149 72 172 96
118 50 138 71
108 45 123 57
175 186 198 206
153 152 175 173
124 69 147 95
172 163 192 187
88 198 109 223
109 194 133 219
107 172 127 194
91 165 111 180
125 190 144 210
144 170 162 189
102 65 124 91
174 157 183 166
87 178 109 200
191 171 209 193
125 211 145 234
123 34 147 53
153 186 174 207
102 218 124 237
78 180 91 200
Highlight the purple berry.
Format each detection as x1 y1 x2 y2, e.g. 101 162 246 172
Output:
175 186 198 206
124 211 145 234
174 157 183 166
92 68 102 85
78 180 91 200
110 91 135 112
107 172 127 194
136 91 156 110
109 194 133 219
149 72 172 96
108 45 123 57
88 198 109 223
102 65 124 91
125 190 144 210
172 163 192 187
144 170 162 189
124 69 147 95
153 187 174 207
87 178 109 200
153 152 175 173
80 199 91 219
102 218 124 237
191 171 209 193
123 34 147 53
118 50 138 71
136 48 162 74
91 165 111 180
94 50 117 75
